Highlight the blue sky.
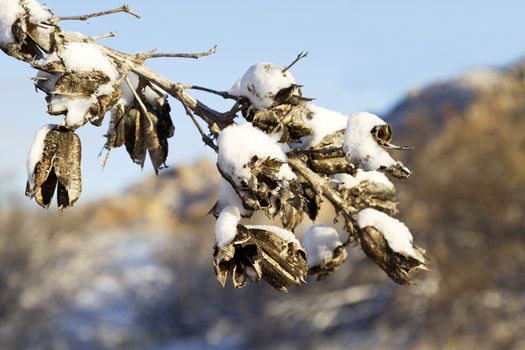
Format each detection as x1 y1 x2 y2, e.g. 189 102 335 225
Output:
1 0 524 204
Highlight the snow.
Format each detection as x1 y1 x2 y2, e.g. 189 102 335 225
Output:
25 0 52 23
230 62 296 109
245 225 299 244
215 205 241 247
0 0 23 45
217 123 296 182
302 225 343 268
61 43 120 81
26 124 56 187
49 95 97 128
300 104 348 148
356 208 424 261
343 111 397 171
47 43 123 127
332 170 394 191
95 83 116 96
215 179 252 217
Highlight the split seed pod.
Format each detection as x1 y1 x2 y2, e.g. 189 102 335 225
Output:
213 225 308 292
26 126 82 212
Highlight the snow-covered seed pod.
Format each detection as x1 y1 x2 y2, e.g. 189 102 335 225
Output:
213 220 307 292
0 0 55 62
216 123 304 230
230 62 298 109
44 42 123 129
343 111 411 178
356 208 427 284
332 171 398 215
25 125 82 211
303 225 348 280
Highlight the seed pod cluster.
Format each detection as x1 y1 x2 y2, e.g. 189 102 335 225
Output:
105 74 174 173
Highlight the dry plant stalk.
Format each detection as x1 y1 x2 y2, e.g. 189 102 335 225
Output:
1 0 427 291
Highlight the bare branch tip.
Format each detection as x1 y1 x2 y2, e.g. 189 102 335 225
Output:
282 51 309 73
122 4 142 19
52 4 141 24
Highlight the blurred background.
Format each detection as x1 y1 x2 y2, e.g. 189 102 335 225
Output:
1 1 525 349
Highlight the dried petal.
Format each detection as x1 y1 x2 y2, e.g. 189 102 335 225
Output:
54 129 82 211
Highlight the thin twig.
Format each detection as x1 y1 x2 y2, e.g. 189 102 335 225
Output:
180 100 219 152
50 4 140 24
124 75 155 132
184 84 238 100
137 45 217 61
89 32 117 41
282 51 309 73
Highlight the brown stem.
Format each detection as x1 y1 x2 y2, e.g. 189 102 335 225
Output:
185 85 238 100
51 5 140 24
124 75 155 133
180 100 219 152
287 157 356 216
282 51 308 73
89 32 117 41
137 45 217 61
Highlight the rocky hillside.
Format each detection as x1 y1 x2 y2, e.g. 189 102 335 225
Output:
1 60 524 350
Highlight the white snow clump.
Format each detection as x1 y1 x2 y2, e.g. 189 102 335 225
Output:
300 104 348 149
215 205 241 247
343 111 397 171
215 178 252 217
230 62 296 109
302 225 343 268
332 169 394 191
26 124 56 187
0 0 23 45
0 0 52 47
61 42 119 80
217 122 296 182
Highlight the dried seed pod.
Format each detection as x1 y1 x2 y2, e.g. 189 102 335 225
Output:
371 124 393 146
104 76 174 173
333 171 398 216
0 0 55 62
26 125 82 211
54 71 110 96
344 112 413 177
243 156 305 230
359 226 426 284
246 103 313 143
54 128 82 211
213 224 307 292
356 208 427 284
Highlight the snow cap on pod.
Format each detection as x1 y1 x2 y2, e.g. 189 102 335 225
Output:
230 63 296 109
